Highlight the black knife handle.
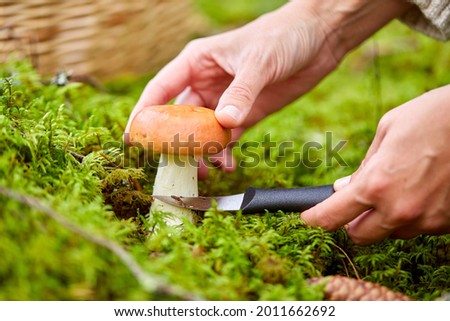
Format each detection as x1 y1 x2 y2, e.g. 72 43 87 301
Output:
240 184 334 214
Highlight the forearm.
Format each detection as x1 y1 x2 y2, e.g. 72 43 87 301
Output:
288 0 414 59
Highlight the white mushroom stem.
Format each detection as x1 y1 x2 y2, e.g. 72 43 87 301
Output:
150 153 198 225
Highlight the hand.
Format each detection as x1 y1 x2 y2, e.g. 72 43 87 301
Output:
125 0 411 176
125 1 340 173
302 85 450 245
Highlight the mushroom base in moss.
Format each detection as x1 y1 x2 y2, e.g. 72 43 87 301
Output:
150 153 199 226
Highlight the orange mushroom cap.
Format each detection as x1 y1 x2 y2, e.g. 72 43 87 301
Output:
129 105 232 156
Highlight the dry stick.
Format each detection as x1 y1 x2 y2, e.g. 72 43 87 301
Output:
331 244 360 280
0 186 203 301
66 149 85 163
340 258 350 278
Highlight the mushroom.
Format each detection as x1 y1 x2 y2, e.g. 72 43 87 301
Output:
129 105 231 225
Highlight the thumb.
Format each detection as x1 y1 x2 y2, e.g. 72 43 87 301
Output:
333 124 385 191
333 175 352 191
215 70 266 128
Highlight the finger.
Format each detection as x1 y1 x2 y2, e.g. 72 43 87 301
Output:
333 175 351 191
124 56 192 142
389 225 422 240
174 87 205 106
205 126 244 176
215 69 267 128
198 148 236 180
208 147 236 173
301 183 372 231
334 157 367 191
389 216 450 240
199 123 244 179
345 209 393 245
333 157 370 192
136 56 193 108
333 122 387 194
198 158 210 181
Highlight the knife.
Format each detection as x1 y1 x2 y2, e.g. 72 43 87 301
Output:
152 184 334 213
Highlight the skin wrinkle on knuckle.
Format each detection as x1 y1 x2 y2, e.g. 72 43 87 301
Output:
183 38 204 53
357 169 392 204
313 209 339 231
419 216 444 235
345 224 367 245
182 39 212 74
390 203 423 226
347 221 386 246
239 40 279 77
376 111 394 135
226 81 255 105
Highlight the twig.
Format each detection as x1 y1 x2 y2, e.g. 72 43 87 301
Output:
332 244 360 280
100 152 121 168
340 258 350 277
0 186 203 300
66 149 85 163
132 177 143 191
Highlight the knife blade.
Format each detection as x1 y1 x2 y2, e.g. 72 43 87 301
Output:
152 184 334 213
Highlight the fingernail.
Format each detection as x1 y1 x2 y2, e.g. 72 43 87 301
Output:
216 105 241 122
334 175 351 191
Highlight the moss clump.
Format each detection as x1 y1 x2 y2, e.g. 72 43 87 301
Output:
1 18 450 301
100 168 152 219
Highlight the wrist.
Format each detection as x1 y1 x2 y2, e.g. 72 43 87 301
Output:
290 0 413 59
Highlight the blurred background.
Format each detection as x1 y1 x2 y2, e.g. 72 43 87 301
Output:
0 0 285 78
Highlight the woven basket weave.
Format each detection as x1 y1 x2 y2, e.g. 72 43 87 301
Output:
0 0 207 78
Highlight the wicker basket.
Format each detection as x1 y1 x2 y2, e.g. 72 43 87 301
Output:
0 0 207 78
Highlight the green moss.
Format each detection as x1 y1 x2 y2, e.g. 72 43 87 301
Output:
1 19 449 301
